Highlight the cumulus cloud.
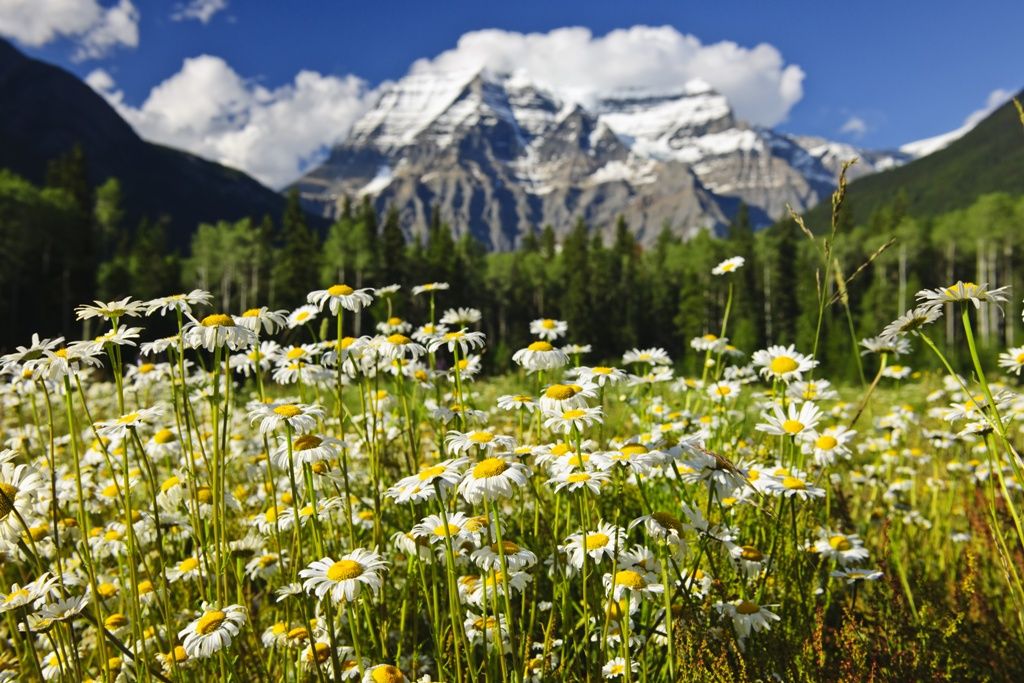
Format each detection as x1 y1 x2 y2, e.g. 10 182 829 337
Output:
408 26 805 126
0 0 138 60
87 56 372 188
839 115 867 138
172 0 228 25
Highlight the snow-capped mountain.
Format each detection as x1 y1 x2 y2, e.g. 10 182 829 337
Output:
295 70 908 249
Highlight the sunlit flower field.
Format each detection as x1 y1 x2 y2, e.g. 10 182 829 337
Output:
2 260 1024 682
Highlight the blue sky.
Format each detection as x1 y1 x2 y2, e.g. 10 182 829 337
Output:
3 0 1020 186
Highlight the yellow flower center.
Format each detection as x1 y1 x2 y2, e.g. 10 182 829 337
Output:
242 308 261 317
286 347 306 360
178 557 199 573
614 570 646 589
433 524 461 536
104 529 122 541
815 435 838 450
469 431 494 443
562 409 586 420
201 314 234 328
829 535 852 551
544 384 578 400
153 428 175 444
97 583 117 598
137 580 153 595
473 458 509 478
782 476 806 490
782 420 805 435
541 319 556 329
584 533 609 550
0 482 18 519
527 341 553 352
736 600 761 615
650 511 683 534
567 473 591 483
371 665 404 683
286 627 309 641
417 465 446 481
739 545 763 561
273 404 302 418
294 435 323 451
491 541 520 554
104 613 127 630
387 334 411 345
326 559 363 581
196 486 212 503
308 642 332 664
328 284 354 296
769 356 799 374
195 610 226 635
138 363 155 374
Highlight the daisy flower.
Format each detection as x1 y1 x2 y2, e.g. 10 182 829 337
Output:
563 522 627 569
471 540 538 571
458 457 531 504
464 612 510 652
691 333 728 352
378 334 427 360
880 305 942 340
441 307 483 326
249 402 323 436
630 511 687 552
411 512 479 545
707 380 741 403
603 566 664 601
235 307 289 334
831 568 883 584
300 549 388 603
812 529 870 565
529 318 568 341
75 296 146 321
602 656 638 679
445 430 517 455
512 341 569 372
756 401 822 438
539 383 596 412
802 425 856 466
183 313 257 351
998 346 1024 375
916 281 1009 311
271 433 342 469
0 461 46 541
787 379 838 402
145 290 213 316
751 344 817 382
362 664 407 683
712 256 745 275
622 347 671 367
308 284 375 314
547 469 610 495
386 458 468 504
767 470 825 500
0 573 57 613
179 603 247 659
427 329 486 355
411 282 449 296
165 555 204 583
496 394 537 413
716 599 780 640
543 406 603 435
94 405 164 440
287 304 320 329
882 364 912 380
572 365 627 387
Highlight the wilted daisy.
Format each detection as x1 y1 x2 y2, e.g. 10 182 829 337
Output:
712 256 745 275
183 313 256 351
308 284 375 314
458 456 531 504
530 318 568 340
179 603 247 659
250 402 323 436
752 345 817 382
300 549 388 603
513 341 569 371
916 281 1010 310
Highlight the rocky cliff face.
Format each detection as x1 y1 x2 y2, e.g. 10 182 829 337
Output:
295 70 907 248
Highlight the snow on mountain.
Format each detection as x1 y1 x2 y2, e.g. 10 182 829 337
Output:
900 125 970 158
295 69 906 249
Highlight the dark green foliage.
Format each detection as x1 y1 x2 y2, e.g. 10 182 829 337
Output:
270 189 321 308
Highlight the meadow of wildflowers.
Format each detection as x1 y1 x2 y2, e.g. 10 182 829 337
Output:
2 257 1024 682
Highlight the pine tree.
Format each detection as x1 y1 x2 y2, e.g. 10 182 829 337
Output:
271 189 320 307
379 206 406 285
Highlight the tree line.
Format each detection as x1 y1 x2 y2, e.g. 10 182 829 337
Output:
2 147 1022 376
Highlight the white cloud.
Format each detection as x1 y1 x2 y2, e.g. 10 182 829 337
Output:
0 0 138 60
88 56 372 188
408 26 805 126
839 115 867 137
172 0 228 25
